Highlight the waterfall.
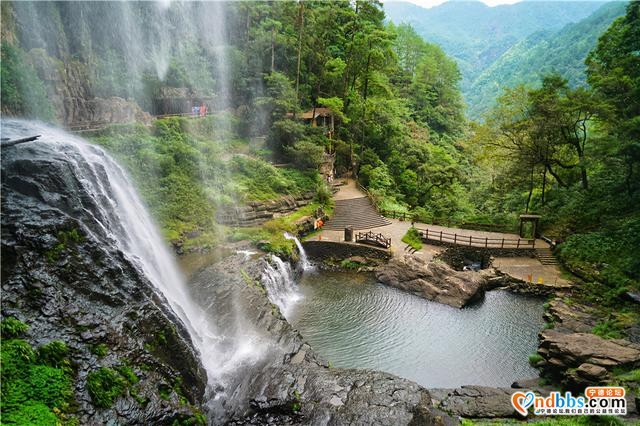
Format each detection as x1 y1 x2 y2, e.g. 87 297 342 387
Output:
261 255 302 318
284 232 313 272
1 120 264 397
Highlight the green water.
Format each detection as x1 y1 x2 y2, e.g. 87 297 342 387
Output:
289 271 545 388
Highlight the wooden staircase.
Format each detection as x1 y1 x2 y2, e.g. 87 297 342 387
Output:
536 248 559 265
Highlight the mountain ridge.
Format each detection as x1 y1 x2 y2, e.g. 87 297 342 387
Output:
384 0 615 118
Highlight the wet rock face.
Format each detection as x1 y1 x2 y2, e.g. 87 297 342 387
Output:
1 132 205 423
375 255 488 308
193 254 455 425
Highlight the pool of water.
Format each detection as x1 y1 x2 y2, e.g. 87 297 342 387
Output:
288 271 544 388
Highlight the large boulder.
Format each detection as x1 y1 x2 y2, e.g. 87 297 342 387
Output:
539 330 640 369
538 329 640 389
544 298 597 333
375 255 488 308
429 386 520 418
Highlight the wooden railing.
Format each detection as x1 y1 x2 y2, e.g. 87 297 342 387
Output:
379 209 415 222
416 227 535 249
356 231 391 249
67 120 111 132
356 181 381 213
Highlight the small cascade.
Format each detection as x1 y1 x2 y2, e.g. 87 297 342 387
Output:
261 255 302 318
284 232 313 272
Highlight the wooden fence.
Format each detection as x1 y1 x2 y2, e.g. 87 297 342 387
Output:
416 227 535 249
379 209 414 221
356 231 392 249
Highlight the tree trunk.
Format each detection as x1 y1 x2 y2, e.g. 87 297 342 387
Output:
294 2 305 103
541 167 547 205
270 26 276 73
525 165 534 213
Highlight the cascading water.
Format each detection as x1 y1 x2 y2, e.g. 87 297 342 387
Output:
261 255 302 318
261 233 313 317
284 232 313 272
1 120 264 402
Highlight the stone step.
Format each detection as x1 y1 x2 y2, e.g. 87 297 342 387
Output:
324 195 391 230
536 248 559 265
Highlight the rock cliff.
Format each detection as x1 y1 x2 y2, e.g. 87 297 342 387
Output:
1 121 205 423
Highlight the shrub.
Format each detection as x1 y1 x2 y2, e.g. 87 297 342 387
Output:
87 367 127 408
286 139 324 170
401 227 423 251
1 337 74 424
528 353 544 366
91 343 109 358
38 340 69 368
1 317 29 338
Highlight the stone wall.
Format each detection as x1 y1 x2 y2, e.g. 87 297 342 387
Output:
434 246 537 270
302 240 391 264
215 193 315 227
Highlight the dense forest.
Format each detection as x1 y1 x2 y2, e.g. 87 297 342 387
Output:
385 0 626 118
2 0 639 336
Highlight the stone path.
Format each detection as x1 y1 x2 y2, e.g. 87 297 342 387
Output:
315 179 571 288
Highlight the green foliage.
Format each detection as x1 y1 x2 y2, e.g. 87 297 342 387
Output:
0 42 53 120
86 367 127 408
114 365 139 385
285 140 325 170
231 203 329 258
1 317 29 338
91 344 108 358
462 416 625 425
613 368 640 383
45 228 84 263
37 341 69 368
401 227 423 251
1 337 74 425
466 2 626 118
91 118 319 249
592 320 624 340
385 0 610 119
340 260 363 270
528 353 544 366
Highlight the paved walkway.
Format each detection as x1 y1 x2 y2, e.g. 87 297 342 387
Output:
314 179 570 288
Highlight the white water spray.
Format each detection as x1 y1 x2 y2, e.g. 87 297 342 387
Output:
261 255 302 318
284 232 313 272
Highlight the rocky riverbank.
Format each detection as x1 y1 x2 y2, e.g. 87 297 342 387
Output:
191 252 455 425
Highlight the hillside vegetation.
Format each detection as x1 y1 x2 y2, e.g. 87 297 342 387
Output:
384 0 622 118
467 1 627 118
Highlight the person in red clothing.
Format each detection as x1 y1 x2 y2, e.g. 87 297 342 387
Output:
200 103 207 117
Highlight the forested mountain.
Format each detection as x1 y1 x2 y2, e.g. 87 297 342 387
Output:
384 0 613 117
466 1 627 117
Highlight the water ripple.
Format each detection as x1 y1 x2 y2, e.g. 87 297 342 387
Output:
289 271 545 388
